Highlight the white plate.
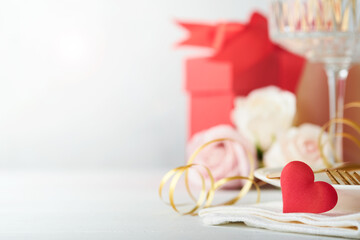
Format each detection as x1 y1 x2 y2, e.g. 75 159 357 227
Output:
255 167 360 213
254 167 282 188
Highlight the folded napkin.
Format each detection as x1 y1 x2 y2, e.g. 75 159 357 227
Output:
199 202 360 239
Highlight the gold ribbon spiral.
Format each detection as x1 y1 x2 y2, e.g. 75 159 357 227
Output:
159 138 260 215
319 102 360 168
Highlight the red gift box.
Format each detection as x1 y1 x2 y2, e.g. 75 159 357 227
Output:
179 12 305 138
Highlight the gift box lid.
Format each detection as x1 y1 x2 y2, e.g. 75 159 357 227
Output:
180 12 305 95
185 58 233 94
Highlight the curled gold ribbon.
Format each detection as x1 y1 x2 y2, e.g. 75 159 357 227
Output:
159 138 260 215
319 102 360 168
159 164 213 215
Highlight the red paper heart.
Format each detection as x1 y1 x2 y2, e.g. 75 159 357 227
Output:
281 161 338 213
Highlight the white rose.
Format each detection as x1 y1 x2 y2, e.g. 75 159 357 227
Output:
264 123 328 170
231 86 296 151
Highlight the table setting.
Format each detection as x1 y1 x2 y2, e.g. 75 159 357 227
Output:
160 0 360 238
2 0 360 239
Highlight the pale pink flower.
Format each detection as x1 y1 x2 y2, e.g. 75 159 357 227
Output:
264 123 328 169
186 125 256 189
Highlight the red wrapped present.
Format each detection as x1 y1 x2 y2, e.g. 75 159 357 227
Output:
179 12 305 138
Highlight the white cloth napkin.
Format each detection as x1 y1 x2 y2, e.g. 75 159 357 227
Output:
199 202 360 239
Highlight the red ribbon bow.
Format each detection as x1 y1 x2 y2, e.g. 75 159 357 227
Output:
177 12 277 72
177 21 245 52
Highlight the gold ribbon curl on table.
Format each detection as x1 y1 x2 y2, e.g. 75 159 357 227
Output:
159 138 260 215
319 102 360 168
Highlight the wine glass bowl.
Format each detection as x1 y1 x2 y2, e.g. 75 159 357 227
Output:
269 0 360 165
270 0 360 65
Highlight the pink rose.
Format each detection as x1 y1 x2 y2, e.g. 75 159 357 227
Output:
186 125 256 189
264 123 329 169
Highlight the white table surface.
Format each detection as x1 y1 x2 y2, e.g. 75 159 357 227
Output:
0 168 342 240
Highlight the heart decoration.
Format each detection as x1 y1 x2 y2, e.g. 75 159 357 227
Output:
281 161 338 213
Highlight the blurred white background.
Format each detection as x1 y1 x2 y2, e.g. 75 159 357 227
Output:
0 0 267 170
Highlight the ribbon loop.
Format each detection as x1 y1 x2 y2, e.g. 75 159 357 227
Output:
159 138 260 215
319 101 360 167
177 21 244 52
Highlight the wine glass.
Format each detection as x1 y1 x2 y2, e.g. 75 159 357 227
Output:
269 0 360 165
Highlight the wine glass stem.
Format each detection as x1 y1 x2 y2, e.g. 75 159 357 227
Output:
325 65 349 164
